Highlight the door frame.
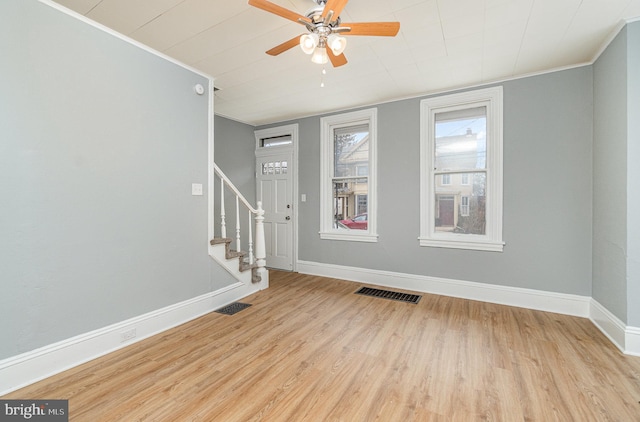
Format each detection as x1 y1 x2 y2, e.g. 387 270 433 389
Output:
254 124 298 272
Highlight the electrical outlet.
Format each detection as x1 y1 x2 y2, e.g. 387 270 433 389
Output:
120 328 136 342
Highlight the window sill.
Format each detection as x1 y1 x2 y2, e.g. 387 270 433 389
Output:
320 231 379 243
418 237 504 252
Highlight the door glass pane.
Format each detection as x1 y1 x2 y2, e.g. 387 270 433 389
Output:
434 106 486 171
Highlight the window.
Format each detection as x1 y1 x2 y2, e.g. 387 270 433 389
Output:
259 134 292 148
320 108 377 242
419 86 503 251
461 196 470 216
356 194 368 215
261 160 287 175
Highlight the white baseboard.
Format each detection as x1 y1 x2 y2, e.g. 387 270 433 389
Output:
589 299 627 352
297 260 591 317
626 326 640 357
0 281 255 395
589 299 640 356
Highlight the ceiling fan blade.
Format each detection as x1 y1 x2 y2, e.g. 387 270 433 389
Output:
327 47 347 67
322 0 349 18
266 35 303 56
341 22 400 36
248 0 311 24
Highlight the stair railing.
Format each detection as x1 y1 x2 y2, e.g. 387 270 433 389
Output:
213 163 266 275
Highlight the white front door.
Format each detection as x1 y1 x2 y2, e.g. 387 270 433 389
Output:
256 151 294 271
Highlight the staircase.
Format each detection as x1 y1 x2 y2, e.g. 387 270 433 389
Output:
210 164 268 288
210 237 262 283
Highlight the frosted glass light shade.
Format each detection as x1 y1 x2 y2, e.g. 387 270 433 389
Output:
327 34 347 55
311 46 329 64
300 33 319 54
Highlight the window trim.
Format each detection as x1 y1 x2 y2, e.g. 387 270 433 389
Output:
419 86 504 252
320 108 378 242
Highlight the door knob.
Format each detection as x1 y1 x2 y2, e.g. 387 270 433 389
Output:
285 216 291 220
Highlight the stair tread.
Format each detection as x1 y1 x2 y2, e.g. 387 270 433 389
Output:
210 237 263 283
210 237 232 246
227 250 246 258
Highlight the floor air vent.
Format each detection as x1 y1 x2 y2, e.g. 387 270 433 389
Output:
355 287 421 304
215 302 252 315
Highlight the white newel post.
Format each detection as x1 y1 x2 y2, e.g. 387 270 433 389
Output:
254 201 267 278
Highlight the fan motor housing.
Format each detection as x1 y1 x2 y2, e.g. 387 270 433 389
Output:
305 7 341 28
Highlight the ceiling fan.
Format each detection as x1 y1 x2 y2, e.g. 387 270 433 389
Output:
248 0 400 67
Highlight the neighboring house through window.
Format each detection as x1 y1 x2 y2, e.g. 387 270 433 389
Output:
461 196 470 216
419 86 504 251
320 108 377 242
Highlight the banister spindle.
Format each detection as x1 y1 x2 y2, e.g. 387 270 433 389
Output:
235 196 241 253
248 211 254 265
220 178 226 238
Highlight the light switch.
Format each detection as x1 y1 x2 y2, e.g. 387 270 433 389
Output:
301 194 307 202
192 183 203 196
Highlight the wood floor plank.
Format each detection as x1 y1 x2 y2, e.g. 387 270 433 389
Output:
4 271 640 421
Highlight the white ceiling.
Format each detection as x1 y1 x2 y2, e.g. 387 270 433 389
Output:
52 0 640 125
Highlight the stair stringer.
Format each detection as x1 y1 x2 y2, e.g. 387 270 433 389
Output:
208 240 269 292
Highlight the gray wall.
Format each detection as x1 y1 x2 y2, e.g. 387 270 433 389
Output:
213 115 257 242
626 22 640 327
0 0 235 359
593 26 630 323
214 115 257 202
255 68 594 296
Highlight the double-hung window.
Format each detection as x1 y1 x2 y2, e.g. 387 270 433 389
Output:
320 108 377 242
419 86 504 251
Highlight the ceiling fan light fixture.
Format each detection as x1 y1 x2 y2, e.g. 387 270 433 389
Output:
249 0 401 68
300 33 319 54
327 34 347 55
311 46 329 64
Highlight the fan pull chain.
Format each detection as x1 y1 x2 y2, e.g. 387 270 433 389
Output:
320 67 326 88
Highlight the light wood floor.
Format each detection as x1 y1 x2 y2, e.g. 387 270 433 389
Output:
4 271 640 421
